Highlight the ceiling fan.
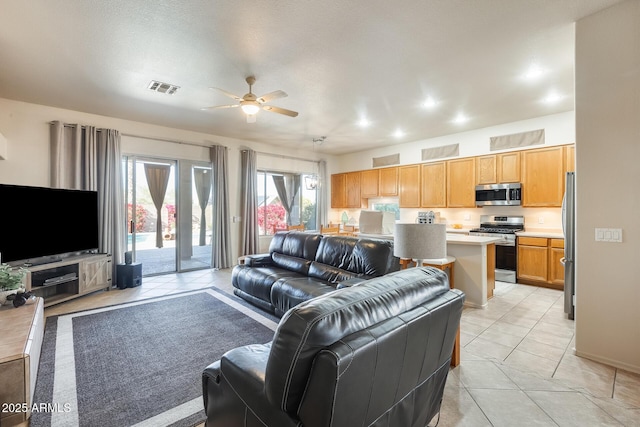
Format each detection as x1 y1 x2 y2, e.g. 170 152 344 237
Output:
202 76 299 123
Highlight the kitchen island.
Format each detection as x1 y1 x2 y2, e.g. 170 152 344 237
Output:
359 232 501 308
445 234 502 308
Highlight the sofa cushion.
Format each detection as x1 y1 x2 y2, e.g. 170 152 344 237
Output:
307 261 359 283
264 267 451 413
270 277 337 317
271 253 311 275
313 235 356 269
269 231 322 261
347 238 398 276
232 265 303 305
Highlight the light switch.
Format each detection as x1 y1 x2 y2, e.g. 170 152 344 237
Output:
595 227 623 242
595 228 605 241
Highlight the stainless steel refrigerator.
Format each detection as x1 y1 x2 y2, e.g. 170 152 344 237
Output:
562 171 576 320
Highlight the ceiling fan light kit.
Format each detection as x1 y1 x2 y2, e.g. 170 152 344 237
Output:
203 76 298 123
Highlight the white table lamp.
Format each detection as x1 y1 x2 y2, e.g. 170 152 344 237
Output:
394 223 448 265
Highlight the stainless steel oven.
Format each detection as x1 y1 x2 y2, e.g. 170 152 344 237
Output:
469 215 524 283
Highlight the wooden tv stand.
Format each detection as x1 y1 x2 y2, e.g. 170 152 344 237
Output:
25 253 112 307
0 297 44 426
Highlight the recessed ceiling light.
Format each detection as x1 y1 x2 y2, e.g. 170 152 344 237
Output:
422 96 438 109
542 91 564 104
452 113 469 124
393 129 405 138
523 63 547 81
358 118 371 127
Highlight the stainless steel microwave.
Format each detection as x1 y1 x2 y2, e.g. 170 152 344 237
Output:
475 183 522 206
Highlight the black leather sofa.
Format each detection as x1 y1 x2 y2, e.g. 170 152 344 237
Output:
203 266 465 427
232 231 400 316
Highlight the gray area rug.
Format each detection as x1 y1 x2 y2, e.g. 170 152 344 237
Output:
31 288 279 427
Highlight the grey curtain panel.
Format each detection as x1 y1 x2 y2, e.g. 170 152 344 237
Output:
49 121 126 270
240 149 259 255
272 174 300 225
193 168 212 246
210 145 232 269
144 163 171 249
318 160 328 229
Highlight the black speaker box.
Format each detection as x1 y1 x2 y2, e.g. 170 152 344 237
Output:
116 262 142 289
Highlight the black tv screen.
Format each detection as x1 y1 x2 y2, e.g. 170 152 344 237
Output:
0 184 99 264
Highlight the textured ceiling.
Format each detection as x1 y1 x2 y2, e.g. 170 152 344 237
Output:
0 0 622 155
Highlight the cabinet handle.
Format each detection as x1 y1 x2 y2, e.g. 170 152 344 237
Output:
560 257 566 266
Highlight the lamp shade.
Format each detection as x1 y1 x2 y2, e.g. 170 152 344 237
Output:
394 223 447 262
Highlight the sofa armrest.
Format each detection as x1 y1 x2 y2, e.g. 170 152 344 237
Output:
244 253 274 267
336 277 368 289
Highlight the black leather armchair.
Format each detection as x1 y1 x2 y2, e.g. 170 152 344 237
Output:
203 267 464 427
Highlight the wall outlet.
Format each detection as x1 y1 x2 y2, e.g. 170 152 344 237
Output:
232 216 242 223
463 214 471 221
537 216 544 224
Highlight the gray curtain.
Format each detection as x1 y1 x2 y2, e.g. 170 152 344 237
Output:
144 164 171 248
193 168 212 246
272 174 300 225
240 149 259 255
49 121 126 269
317 160 328 229
210 145 232 268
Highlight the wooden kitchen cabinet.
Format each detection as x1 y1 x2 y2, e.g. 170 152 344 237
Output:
421 162 447 207
447 158 476 207
517 236 564 290
345 172 362 208
331 172 362 208
565 144 575 173
399 165 421 207
517 237 549 282
548 238 565 287
521 146 565 207
498 151 521 183
378 167 398 196
476 155 497 185
331 173 346 208
360 169 379 198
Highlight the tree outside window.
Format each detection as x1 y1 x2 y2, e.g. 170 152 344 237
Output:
257 170 317 235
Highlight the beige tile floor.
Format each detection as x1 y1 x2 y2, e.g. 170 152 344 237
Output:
43 270 640 426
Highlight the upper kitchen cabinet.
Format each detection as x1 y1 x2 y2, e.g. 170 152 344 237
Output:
497 152 521 183
476 155 497 185
565 144 575 173
447 158 476 207
360 169 379 198
331 173 347 208
521 146 565 207
378 167 399 196
476 152 521 184
421 162 447 208
399 165 421 207
331 172 362 208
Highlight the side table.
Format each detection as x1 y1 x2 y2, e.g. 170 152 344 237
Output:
0 297 45 426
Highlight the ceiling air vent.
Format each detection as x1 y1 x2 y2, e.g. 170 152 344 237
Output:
148 80 180 95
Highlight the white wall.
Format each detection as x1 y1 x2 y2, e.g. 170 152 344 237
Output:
0 97 333 260
575 0 640 373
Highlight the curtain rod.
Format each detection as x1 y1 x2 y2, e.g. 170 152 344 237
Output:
252 150 320 164
121 133 214 149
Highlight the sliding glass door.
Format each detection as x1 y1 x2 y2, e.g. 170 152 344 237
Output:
124 156 177 275
123 157 214 276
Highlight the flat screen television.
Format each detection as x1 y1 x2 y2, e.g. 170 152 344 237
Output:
0 184 100 265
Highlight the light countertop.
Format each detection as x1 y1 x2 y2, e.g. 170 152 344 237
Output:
358 233 502 246
446 234 504 245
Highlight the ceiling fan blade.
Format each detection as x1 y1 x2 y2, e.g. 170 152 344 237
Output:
209 87 243 101
246 114 257 124
262 105 299 117
200 104 240 110
256 90 287 104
